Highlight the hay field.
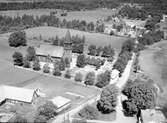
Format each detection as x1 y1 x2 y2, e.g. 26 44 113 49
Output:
0 8 116 22
139 40 167 118
20 26 128 50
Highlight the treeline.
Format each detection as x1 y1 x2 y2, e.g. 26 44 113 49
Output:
0 14 104 33
0 0 119 11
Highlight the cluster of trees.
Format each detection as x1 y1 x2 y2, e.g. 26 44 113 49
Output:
122 79 157 123
74 70 111 88
138 30 164 47
88 45 115 58
76 54 105 70
0 14 104 34
118 5 148 20
0 0 119 11
8 31 26 47
113 39 135 77
52 35 85 54
97 84 119 114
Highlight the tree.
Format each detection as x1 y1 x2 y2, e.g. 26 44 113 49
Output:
88 45 96 56
23 57 31 68
96 46 103 56
95 70 111 88
97 84 118 114
53 63 62 76
84 72 95 86
43 64 50 73
34 115 47 123
59 58 65 71
102 45 114 58
64 69 71 79
13 52 23 66
76 54 86 68
33 59 41 71
52 35 59 46
26 46 36 61
122 79 157 123
37 101 57 120
122 39 135 52
78 105 99 120
8 31 26 47
75 72 83 82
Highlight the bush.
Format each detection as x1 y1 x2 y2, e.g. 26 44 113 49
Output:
75 72 83 82
64 69 71 79
43 64 50 73
78 105 99 120
37 101 57 120
23 57 31 68
84 72 95 86
8 31 26 47
97 84 118 114
12 52 23 66
33 59 41 71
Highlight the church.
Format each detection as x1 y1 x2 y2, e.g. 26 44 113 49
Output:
35 30 72 62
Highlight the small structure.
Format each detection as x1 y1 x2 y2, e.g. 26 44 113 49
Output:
50 96 71 113
0 85 37 105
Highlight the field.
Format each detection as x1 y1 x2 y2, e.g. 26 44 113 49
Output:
0 8 116 23
2 26 127 50
139 40 167 118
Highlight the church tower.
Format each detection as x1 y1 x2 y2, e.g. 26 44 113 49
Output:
63 30 72 62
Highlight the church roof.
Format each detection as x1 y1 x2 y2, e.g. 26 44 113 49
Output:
36 44 64 58
65 30 72 43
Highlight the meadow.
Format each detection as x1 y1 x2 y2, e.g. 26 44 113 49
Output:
139 40 167 118
21 26 128 50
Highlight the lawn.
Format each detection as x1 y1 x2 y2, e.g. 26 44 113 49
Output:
0 8 116 23
139 40 167 118
4 26 127 50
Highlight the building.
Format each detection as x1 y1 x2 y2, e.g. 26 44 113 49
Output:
160 15 167 39
50 96 71 113
36 30 73 62
0 85 37 105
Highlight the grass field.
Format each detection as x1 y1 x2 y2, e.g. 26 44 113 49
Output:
9 26 127 50
0 8 116 23
139 40 167 118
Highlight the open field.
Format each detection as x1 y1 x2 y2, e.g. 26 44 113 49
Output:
2 26 128 50
139 40 167 118
0 8 116 22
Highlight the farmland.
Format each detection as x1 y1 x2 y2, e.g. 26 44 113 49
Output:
139 40 167 118
0 8 116 23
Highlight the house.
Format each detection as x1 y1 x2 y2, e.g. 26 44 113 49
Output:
36 30 73 62
160 15 167 39
50 96 71 113
0 85 37 105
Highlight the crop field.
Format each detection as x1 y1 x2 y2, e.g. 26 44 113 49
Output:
139 40 167 118
0 8 116 22
5 26 127 50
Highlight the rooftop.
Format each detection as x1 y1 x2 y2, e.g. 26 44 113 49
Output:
36 44 64 58
0 85 35 103
50 96 71 108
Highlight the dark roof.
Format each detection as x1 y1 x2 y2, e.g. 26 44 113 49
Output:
65 30 72 43
36 45 64 58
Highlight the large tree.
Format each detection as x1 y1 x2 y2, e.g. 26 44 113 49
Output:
122 79 157 123
76 54 86 68
84 72 95 86
8 31 26 47
97 84 118 114
12 52 23 66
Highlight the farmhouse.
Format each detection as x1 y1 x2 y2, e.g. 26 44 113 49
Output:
36 30 73 62
160 15 167 39
0 85 37 105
